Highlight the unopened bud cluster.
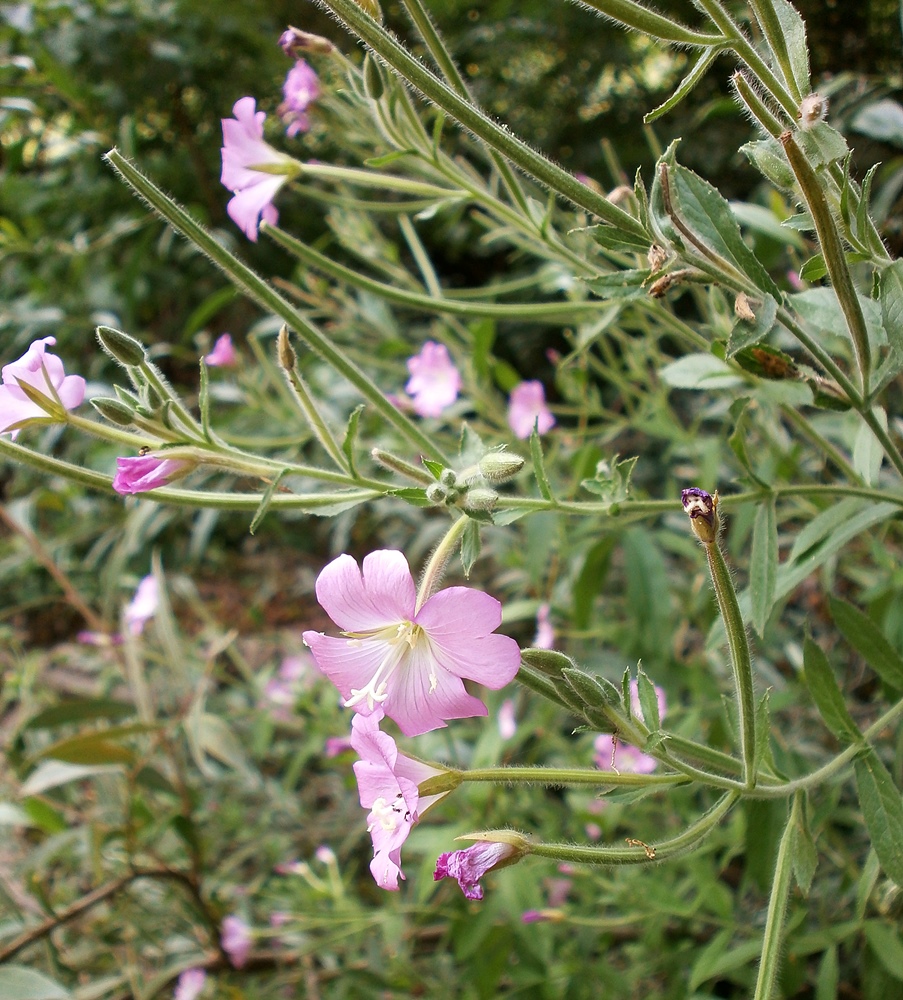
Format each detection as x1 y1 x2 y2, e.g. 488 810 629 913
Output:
425 451 524 512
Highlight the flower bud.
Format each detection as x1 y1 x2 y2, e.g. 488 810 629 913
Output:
681 487 719 544
439 467 458 488
91 397 136 426
278 26 335 56
478 450 525 483
463 487 499 512
352 0 383 22
96 326 146 367
425 482 449 505
363 53 384 101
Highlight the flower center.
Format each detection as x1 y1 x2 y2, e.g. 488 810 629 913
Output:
368 793 411 834
342 620 429 711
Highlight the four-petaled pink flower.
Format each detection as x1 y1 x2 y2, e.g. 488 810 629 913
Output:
434 839 521 900
221 97 297 241
279 60 319 137
125 575 158 636
593 679 666 774
204 333 237 367
173 968 206 1000
351 711 450 890
0 337 85 438
221 915 252 969
302 550 520 737
113 455 188 495
404 342 461 418
507 380 555 439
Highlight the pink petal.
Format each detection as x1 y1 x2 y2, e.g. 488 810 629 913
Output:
302 631 389 710
371 849 404 890
314 551 416 632
226 181 284 242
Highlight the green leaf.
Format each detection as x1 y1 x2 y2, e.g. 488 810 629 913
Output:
732 343 799 380
587 224 650 254
579 454 637 505
36 725 159 765
529 428 554 501
726 293 779 358
750 495 778 636
249 468 288 535
863 921 903 980
572 536 616 630
799 253 827 282
583 269 650 300
635 669 660 729
727 398 769 486
853 406 887 486
829 596 903 691
855 748 903 886
22 798 67 834
469 318 496 384
421 458 444 479
659 354 743 389
520 648 577 678
644 46 720 123
802 635 862 742
0 967 71 1000
770 0 811 98
878 259 903 364
460 519 481 578
25 699 136 730
20 761 122 797
342 404 364 478
754 690 773 772
387 487 432 507
364 149 418 168
790 792 819 895
741 138 796 190
196 712 254 776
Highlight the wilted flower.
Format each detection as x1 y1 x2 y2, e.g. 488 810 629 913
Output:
220 915 251 968
125 575 158 636
533 602 554 649
113 455 189 495
173 969 206 1000
303 550 520 737
351 711 451 890
681 487 719 544
593 679 666 774
434 836 525 900
279 60 319 137
0 337 85 438
507 381 555 439
221 97 298 240
405 341 461 418
204 334 236 367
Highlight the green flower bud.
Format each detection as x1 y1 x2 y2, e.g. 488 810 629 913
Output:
425 483 449 505
96 326 146 367
363 53 384 101
478 450 525 483
439 468 458 488
90 397 136 426
463 487 499 512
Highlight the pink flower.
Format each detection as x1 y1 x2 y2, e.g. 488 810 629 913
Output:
593 680 666 774
0 336 85 438
113 455 188 495
221 915 251 968
507 381 555 439
433 840 520 900
533 602 554 649
125 575 158 636
497 699 516 740
324 734 354 757
351 711 450 890
173 969 206 1000
279 60 319 137
221 97 296 241
404 342 461 418
302 550 520 737
204 334 236 367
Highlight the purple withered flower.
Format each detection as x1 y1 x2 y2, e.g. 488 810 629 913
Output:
113 455 189 495
681 487 719 543
434 835 526 900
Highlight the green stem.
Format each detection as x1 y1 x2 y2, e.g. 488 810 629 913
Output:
298 160 461 198
103 149 450 466
780 131 871 395
461 766 688 789
572 0 724 46
529 791 739 865
314 0 649 241
265 224 606 320
746 0 806 101
752 796 797 1000
66 413 161 449
705 531 757 788
415 514 470 612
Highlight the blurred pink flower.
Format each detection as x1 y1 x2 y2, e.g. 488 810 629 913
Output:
507 381 555 439
113 455 188 495
204 334 236 367
315 845 336 865
279 60 319 137
221 97 296 241
497 698 516 740
302 550 520 737
324 734 354 757
351 711 450 890
404 341 461 418
593 679 666 774
173 968 205 1000
270 911 291 927
221 915 251 968
533 602 554 649
585 821 602 840
545 876 571 907
434 841 519 901
125 575 158 636
0 336 85 438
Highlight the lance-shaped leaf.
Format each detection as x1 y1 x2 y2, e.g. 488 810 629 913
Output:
829 596 903 691
855 748 903 886
802 635 861 742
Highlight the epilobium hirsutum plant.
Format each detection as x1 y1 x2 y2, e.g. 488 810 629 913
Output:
3 0 903 995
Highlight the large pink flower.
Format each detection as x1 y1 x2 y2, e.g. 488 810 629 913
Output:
279 60 319 137
405 342 461 418
594 679 666 774
507 380 555 439
0 337 85 438
221 97 296 241
351 711 449 890
302 550 520 736
113 455 188 495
